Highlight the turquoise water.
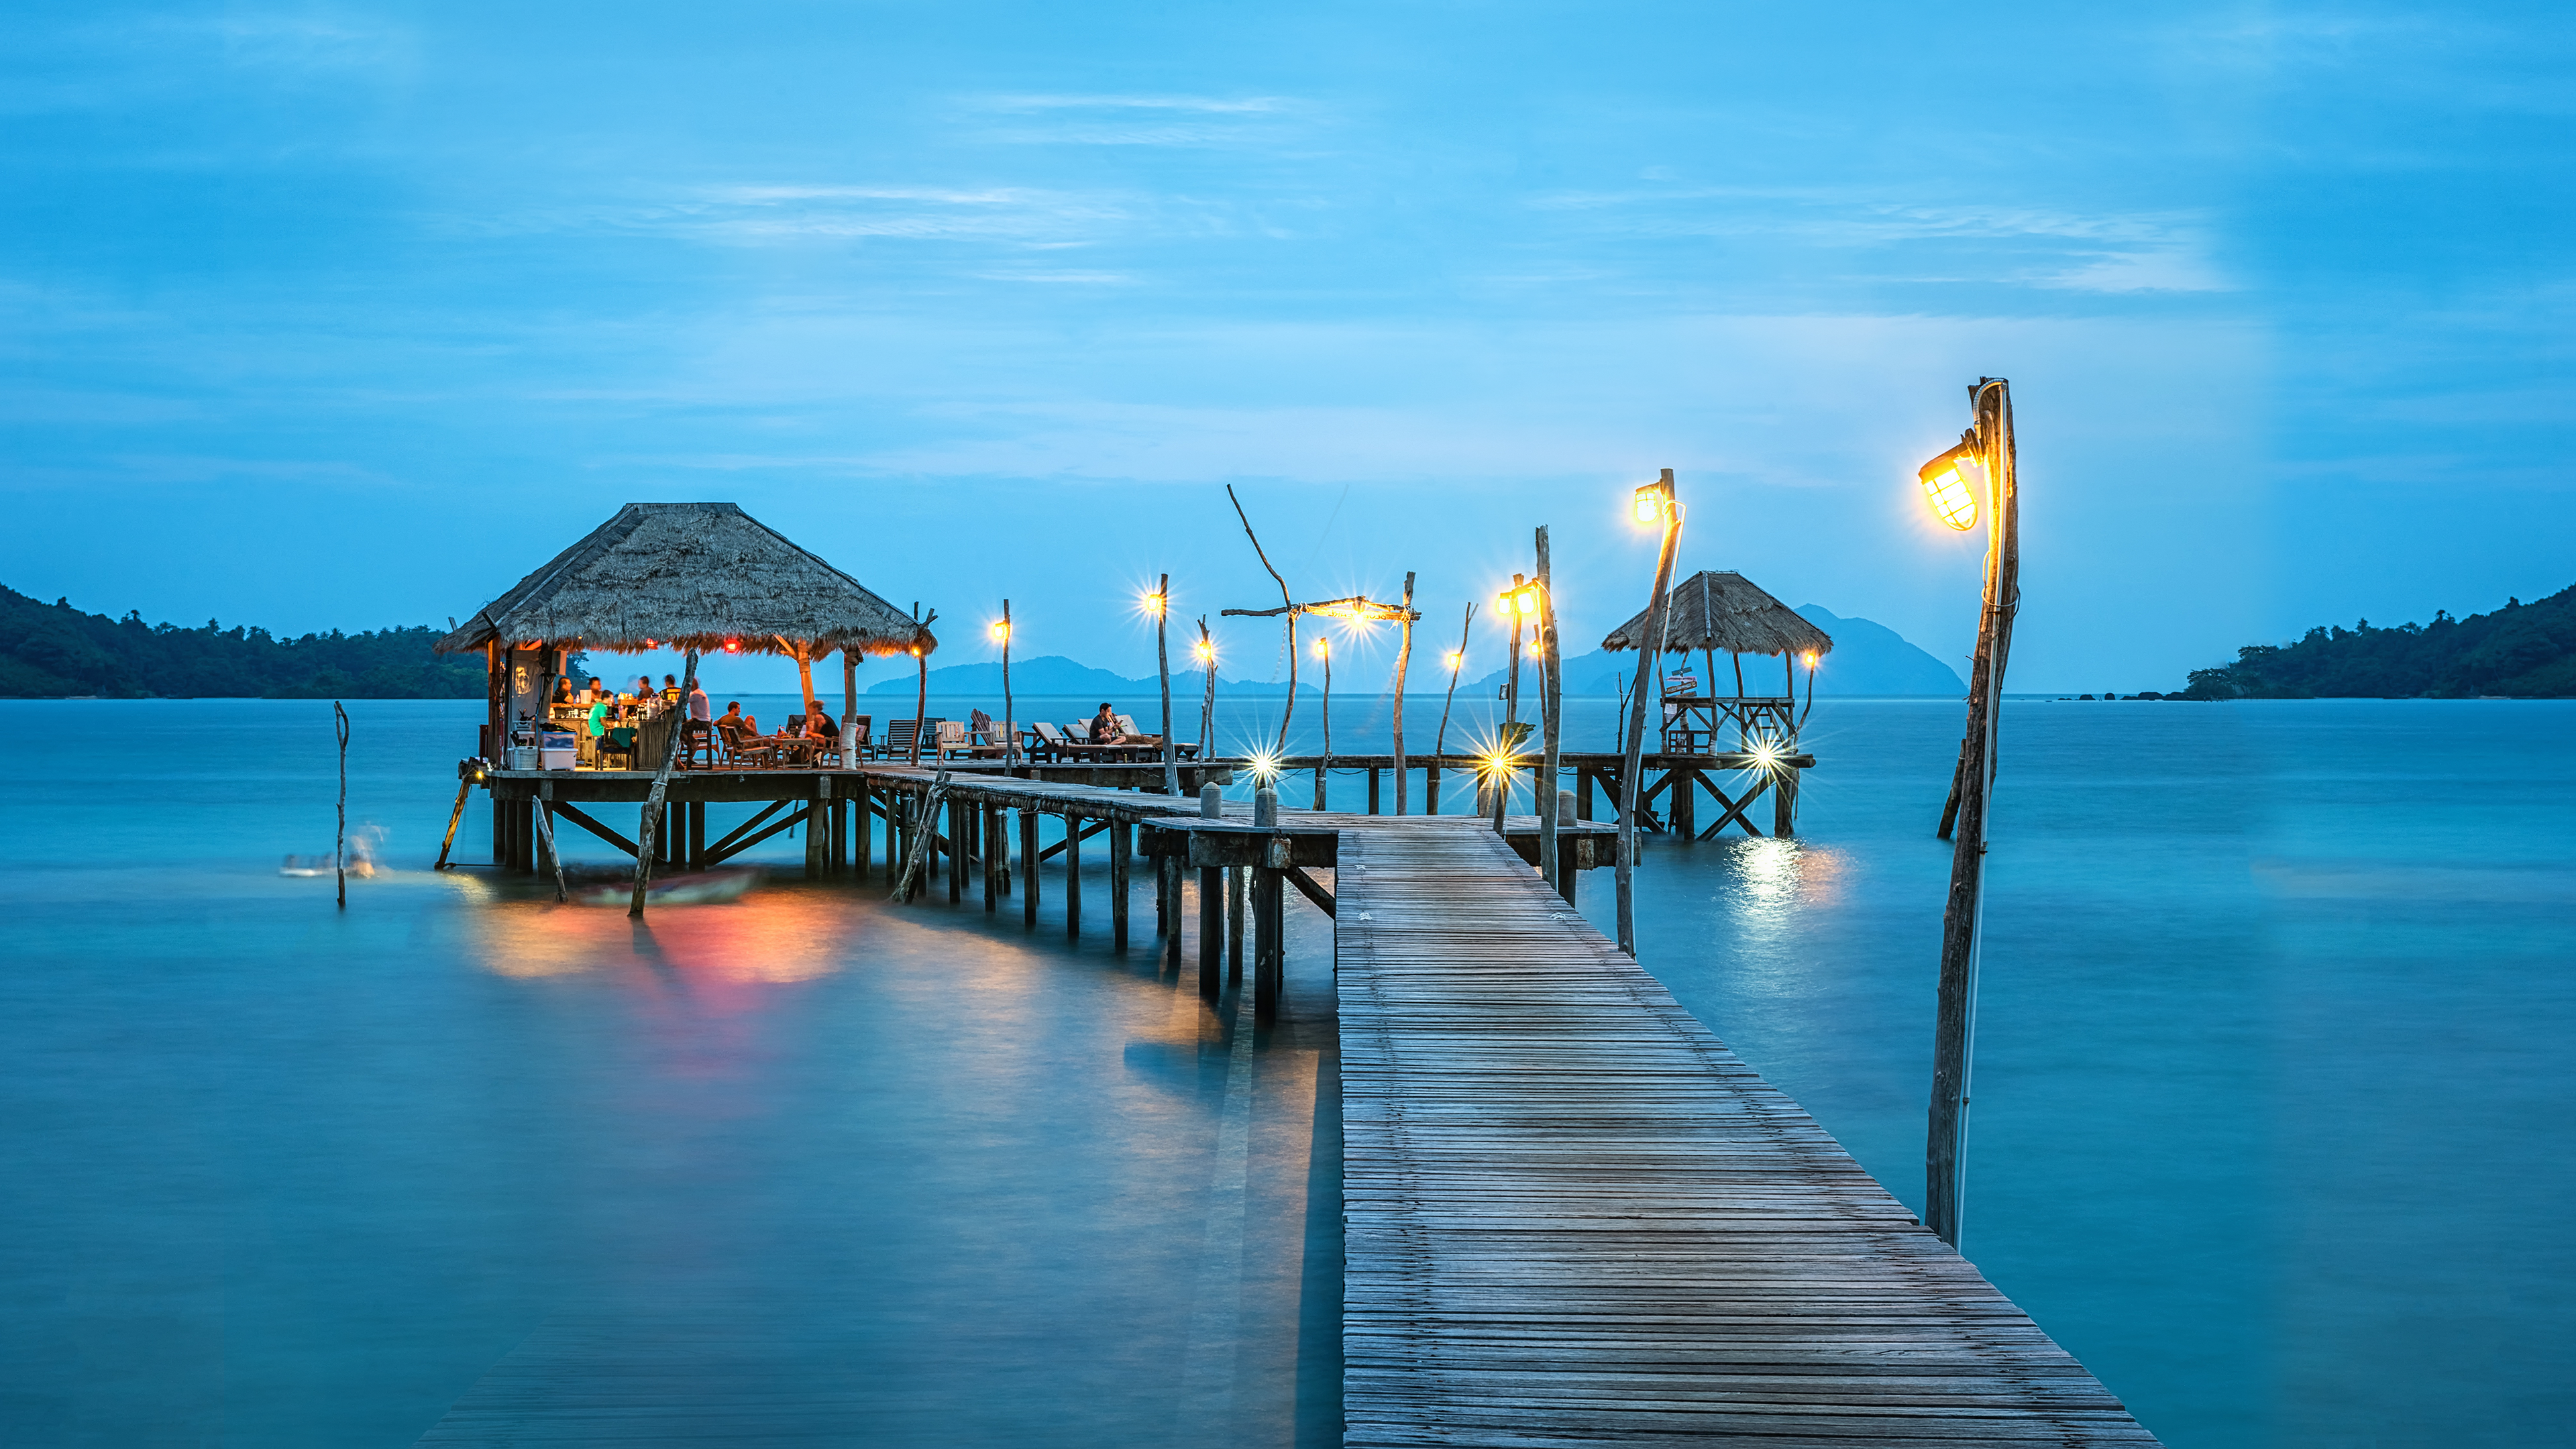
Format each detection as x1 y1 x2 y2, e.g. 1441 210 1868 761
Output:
2 695 2569 1446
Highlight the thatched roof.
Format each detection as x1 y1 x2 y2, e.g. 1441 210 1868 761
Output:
434 502 936 657
1599 571 1833 657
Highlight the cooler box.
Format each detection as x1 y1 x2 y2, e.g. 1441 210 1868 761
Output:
506 746 541 769
539 730 577 771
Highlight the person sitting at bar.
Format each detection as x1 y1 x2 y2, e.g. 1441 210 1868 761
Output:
687 679 710 724
588 686 614 736
661 674 682 706
1089 702 1118 743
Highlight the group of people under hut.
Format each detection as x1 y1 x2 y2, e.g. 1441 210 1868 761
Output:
544 669 1165 769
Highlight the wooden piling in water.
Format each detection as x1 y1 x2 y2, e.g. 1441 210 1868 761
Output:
1020 808 1039 926
1110 820 1131 947
1065 812 1081 937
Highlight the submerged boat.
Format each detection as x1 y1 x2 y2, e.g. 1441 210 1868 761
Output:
567 865 764 907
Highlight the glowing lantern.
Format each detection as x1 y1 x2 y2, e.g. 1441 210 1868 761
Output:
1917 437 1986 531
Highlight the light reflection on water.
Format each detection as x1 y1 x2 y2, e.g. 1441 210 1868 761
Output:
0 700 1342 1449
468 893 851 983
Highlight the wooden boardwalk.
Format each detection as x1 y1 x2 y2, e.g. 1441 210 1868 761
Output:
1336 820 2157 1446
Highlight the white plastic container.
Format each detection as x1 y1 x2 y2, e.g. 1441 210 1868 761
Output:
507 745 541 770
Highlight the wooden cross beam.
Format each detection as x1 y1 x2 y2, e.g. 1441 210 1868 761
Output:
1221 593 1421 623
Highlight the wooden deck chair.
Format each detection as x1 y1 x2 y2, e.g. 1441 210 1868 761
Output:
676 719 718 770
881 718 922 760
720 721 787 769
933 720 968 758
1028 722 1072 761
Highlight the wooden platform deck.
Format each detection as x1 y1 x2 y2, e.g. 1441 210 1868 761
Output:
1335 820 2157 1446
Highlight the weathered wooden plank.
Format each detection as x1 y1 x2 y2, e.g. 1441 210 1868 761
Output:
1338 823 2155 1446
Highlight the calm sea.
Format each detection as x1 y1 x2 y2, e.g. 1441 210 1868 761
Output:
1 693 2568 1447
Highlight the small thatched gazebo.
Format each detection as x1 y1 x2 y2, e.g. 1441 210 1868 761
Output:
438 502 934 757
1601 570 1832 749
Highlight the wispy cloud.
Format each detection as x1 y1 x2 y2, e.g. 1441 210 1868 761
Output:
979 94 1289 115
1523 185 2231 292
965 91 1306 147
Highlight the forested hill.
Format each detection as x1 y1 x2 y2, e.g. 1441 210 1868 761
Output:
2180 584 2576 698
0 586 486 698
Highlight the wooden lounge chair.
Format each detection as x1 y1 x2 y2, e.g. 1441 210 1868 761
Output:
881 719 922 760
1025 722 1068 761
932 720 969 759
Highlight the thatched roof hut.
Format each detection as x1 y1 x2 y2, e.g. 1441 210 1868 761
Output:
434 502 934 657
1600 570 1833 658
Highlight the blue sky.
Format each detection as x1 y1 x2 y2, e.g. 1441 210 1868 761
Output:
4 1 2569 694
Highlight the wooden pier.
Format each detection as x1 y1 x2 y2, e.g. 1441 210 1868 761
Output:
443 758 2155 1445
1337 820 2155 1446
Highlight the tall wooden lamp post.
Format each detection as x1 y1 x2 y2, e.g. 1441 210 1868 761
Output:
1921 378 2021 1252
1615 469 1682 957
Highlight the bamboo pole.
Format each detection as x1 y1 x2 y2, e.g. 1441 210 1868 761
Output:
1000 599 1016 771
1536 529 1561 889
1616 470 1682 957
333 701 350 909
1393 572 1415 814
893 771 951 901
1225 486 1299 754
628 649 700 917
1498 574 1525 833
1197 616 1216 757
533 798 568 902
434 778 471 870
1315 635 1332 811
1927 380 2019 1252
1155 574 1178 796
1432 602 1474 814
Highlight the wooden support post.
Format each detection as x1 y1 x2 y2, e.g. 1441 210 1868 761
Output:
1252 868 1283 1022
1426 762 1440 814
1200 864 1224 997
806 785 830 879
1671 768 1696 840
1110 819 1132 947
860 784 881 876
1199 783 1223 996
1556 829 1580 908
981 806 998 912
1161 856 1182 972
1065 812 1081 937
949 795 965 903
1228 865 1245 982
1021 808 1040 926
1154 847 1169 938
1774 765 1799 838
1367 767 1381 815
1578 768 1595 821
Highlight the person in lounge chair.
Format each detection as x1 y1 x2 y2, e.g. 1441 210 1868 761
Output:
1089 702 1119 743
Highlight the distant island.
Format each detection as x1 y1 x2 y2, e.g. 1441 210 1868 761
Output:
0 586 486 699
0 585 1972 700
2177 584 2574 698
